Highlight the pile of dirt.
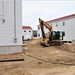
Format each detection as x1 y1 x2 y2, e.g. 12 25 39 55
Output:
56 44 75 52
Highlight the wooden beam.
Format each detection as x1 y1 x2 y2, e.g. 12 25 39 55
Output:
0 58 24 62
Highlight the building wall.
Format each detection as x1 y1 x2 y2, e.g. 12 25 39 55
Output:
0 0 22 54
33 30 37 37
22 29 33 40
37 16 75 41
37 25 50 38
37 25 42 37
49 17 75 41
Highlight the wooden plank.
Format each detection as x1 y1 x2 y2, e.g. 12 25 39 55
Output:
0 58 24 62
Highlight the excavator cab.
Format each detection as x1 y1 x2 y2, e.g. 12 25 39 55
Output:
51 31 65 40
48 31 65 46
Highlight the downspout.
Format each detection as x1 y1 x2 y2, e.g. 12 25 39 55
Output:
13 0 17 43
2 0 4 16
1 0 5 23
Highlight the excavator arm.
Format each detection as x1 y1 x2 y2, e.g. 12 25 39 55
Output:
39 18 53 32
39 18 52 41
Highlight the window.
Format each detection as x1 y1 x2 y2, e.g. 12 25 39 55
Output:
24 30 26 32
38 26 40 30
56 23 58 27
29 30 31 32
51 24 52 27
62 21 65 26
38 34 40 37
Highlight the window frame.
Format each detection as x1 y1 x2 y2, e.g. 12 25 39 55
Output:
29 30 31 32
56 23 58 27
24 30 26 32
62 21 65 26
38 26 40 30
38 33 40 37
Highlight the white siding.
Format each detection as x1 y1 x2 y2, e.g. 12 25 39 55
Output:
0 0 22 54
37 25 42 37
37 16 75 41
64 18 75 41
0 0 2 16
22 29 33 40
0 0 22 46
49 17 75 41
37 25 50 38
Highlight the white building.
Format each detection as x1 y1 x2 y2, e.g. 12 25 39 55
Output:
0 0 22 54
22 26 33 40
37 14 75 42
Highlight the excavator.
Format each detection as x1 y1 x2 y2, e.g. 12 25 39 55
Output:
39 18 65 47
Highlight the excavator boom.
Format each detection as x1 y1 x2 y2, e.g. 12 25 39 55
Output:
39 18 53 33
39 18 52 41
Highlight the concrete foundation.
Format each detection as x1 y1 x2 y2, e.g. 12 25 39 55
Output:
0 45 22 54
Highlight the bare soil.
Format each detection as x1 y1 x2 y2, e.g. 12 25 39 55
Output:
0 39 75 75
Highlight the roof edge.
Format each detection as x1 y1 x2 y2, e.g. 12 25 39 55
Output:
47 14 75 23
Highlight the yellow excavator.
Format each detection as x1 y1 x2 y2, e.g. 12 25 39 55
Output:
39 18 65 47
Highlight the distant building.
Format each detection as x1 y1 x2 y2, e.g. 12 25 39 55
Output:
22 26 33 40
37 14 75 42
33 30 37 37
0 0 22 54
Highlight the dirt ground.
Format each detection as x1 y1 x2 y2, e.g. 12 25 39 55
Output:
0 39 75 75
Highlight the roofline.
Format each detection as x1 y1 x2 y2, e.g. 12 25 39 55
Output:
46 14 75 23
22 26 32 29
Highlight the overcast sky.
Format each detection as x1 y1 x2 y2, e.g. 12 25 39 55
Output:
22 0 75 30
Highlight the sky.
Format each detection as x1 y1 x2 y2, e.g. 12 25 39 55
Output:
22 0 75 30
